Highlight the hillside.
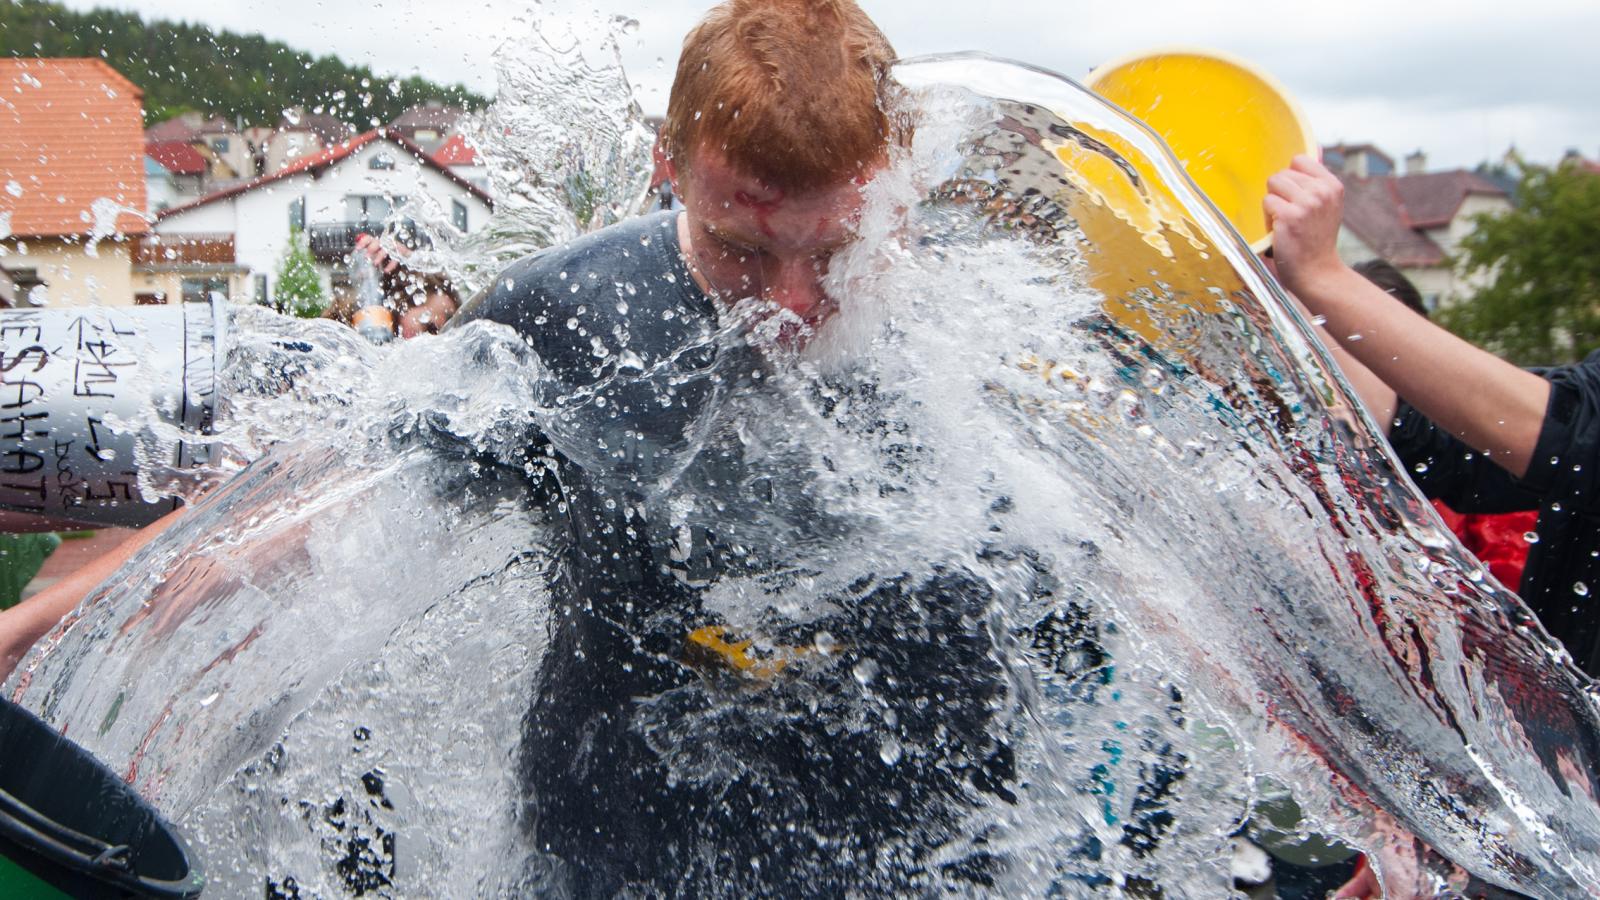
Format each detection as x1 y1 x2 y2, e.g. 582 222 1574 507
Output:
0 0 488 126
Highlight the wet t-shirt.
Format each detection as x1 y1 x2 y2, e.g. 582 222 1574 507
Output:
453 212 1014 895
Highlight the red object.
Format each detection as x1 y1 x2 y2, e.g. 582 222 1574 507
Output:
431 133 479 167
0 59 150 238
1433 500 1539 590
145 140 208 176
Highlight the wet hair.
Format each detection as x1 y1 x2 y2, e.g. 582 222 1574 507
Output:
663 0 897 191
1353 259 1428 318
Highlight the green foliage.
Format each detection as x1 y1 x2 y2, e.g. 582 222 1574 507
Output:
1441 162 1600 366
275 228 326 318
0 533 61 610
0 0 487 127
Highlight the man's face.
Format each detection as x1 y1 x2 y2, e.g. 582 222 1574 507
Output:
673 143 879 332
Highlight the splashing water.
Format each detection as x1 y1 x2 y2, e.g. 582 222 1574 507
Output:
6 45 1600 898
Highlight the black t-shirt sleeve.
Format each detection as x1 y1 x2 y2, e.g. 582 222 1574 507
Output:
1518 351 1600 514
449 251 602 391
1389 399 1543 513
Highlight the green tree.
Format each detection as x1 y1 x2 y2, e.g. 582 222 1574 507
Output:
275 228 327 318
1441 161 1600 365
0 0 486 127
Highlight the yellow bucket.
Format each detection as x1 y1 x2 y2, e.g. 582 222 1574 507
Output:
1085 47 1316 252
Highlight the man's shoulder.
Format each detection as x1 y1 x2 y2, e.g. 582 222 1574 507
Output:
457 212 680 331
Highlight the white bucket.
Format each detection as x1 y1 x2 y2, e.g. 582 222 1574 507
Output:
0 297 225 528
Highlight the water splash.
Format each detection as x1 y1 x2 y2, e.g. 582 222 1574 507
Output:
5 49 1600 900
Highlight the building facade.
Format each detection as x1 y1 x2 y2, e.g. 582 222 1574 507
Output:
0 59 149 308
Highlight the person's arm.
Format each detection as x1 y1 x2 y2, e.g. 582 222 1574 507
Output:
1265 259 1399 431
0 509 184 679
1265 155 1550 479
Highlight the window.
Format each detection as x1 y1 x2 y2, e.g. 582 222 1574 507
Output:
414 129 438 143
10 268 46 307
254 274 269 307
288 197 306 231
211 137 230 153
135 292 168 305
368 153 395 171
345 195 400 227
452 199 468 232
181 277 229 304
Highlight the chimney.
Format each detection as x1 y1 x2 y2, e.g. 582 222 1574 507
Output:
1404 149 1426 175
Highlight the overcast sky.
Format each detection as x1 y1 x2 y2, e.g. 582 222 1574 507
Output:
59 0 1600 170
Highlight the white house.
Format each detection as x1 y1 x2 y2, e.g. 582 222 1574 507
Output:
431 133 489 193
154 128 494 307
1327 146 1512 310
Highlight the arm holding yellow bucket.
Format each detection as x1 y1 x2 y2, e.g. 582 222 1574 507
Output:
1265 154 1550 479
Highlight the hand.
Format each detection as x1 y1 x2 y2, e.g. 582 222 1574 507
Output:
354 232 403 277
1264 154 1350 300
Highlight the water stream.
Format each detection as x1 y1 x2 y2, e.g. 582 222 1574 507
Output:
5 32 1600 899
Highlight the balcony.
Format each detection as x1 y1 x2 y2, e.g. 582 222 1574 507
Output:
307 222 382 262
132 233 236 267
308 220 432 263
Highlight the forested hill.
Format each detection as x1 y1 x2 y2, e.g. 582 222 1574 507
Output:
0 0 488 125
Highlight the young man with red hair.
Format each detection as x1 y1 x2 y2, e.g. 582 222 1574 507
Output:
453 2 1016 893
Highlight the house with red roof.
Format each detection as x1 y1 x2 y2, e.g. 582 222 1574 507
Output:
431 133 488 192
144 140 208 214
0 59 150 307
1328 147 1512 310
154 128 493 307
143 111 255 184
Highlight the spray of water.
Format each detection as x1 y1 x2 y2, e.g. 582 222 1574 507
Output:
5 36 1600 900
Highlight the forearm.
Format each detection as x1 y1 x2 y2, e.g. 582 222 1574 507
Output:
1284 289 1398 432
0 509 184 679
1298 265 1549 477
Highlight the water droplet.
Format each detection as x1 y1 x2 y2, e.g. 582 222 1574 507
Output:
1524 531 1540 545
852 658 879 686
566 317 579 330
1576 582 1590 597
1310 314 1328 326
1413 461 1429 474
879 737 903 766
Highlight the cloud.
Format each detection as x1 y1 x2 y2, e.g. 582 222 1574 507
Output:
57 0 1600 167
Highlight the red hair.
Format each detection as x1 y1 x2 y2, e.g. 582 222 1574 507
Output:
663 0 897 191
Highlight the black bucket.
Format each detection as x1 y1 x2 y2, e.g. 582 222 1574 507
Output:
0 698 204 898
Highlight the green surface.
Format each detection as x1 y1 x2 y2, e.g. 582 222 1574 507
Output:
0 849 72 899
0 533 62 611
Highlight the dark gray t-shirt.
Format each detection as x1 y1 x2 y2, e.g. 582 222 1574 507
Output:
452 211 799 590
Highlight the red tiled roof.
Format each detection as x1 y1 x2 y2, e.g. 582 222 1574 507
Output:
0 59 149 237
1336 169 1509 269
431 132 479 166
1339 174 1444 268
157 127 493 219
145 140 207 176
1390 170 1506 228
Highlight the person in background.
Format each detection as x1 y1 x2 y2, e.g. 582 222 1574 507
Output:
338 233 460 340
1350 258 1540 590
1266 153 1600 678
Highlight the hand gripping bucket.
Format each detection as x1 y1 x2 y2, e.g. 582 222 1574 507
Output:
0 697 204 898
0 297 225 528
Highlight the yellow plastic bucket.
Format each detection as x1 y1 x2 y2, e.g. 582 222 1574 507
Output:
1085 47 1316 252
